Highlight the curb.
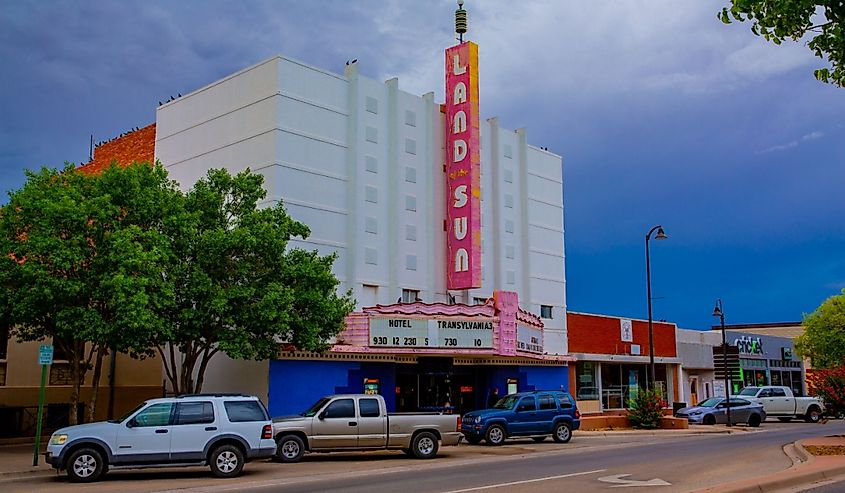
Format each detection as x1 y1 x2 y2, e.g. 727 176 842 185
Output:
693 439 845 493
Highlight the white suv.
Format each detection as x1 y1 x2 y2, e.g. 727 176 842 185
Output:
45 394 276 482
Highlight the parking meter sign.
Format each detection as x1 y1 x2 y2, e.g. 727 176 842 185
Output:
38 345 53 366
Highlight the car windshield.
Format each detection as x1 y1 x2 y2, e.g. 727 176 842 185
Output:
493 395 520 410
738 387 759 396
697 398 722 408
110 402 147 424
301 397 331 417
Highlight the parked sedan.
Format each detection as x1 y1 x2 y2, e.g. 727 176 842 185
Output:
675 397 766 427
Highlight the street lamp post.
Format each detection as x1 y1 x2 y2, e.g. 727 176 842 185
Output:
713 299 731 427
645 225 668 390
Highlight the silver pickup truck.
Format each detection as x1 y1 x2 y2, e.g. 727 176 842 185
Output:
272 394 461 462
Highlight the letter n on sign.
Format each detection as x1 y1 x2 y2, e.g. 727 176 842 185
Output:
445 41 481 290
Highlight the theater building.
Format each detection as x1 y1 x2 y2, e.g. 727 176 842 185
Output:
149 37 570 413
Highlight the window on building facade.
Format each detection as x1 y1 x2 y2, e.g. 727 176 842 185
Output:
365 155 378 173
505 245 515 259
405 195 416 212
505 220 514 233
365 96 378 114
473 297 488 305
575 362 598 400
365 247 378 265
405 166 417 183
365 126 378 143
506 270 516 285
406 224 417 241
405 110 416 127
405 138 417 155
401 289 420 303
505 194 514 208
365 186 378 203
540 305 553 319
365 216 378 234
504 144 513 158
504 168 513 183
361 284 379 307
405 255 417 271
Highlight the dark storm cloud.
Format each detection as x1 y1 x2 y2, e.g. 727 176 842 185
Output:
2 0 843 329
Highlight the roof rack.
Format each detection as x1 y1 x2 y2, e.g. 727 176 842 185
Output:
174 393 252 398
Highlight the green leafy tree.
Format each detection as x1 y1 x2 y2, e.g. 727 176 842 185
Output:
719 1 845 87
795 289 845 368
158 168 354 394
627 387 665 429
0 162 178 423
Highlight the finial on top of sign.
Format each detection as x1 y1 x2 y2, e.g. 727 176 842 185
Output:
455 0 468 43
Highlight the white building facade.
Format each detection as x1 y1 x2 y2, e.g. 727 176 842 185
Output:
153 54 568 413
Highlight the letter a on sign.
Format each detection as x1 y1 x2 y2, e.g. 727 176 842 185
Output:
445 41 481 290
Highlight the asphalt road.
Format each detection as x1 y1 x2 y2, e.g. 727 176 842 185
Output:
4 420 845 493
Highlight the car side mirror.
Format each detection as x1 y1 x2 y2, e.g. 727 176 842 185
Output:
318 411 326 420
126 418 138 428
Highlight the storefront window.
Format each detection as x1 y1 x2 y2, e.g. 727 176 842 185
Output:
575 362 598 401
600 364 662 409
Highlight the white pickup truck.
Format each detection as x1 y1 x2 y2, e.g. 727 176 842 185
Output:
271 394 462 462
738 386 825 423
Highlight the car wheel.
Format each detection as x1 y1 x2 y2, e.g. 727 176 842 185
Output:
748 413 762 427
703 414 716 425
209 444 245 478
464 435 482 445
777 417 792 422
67 447 106 483
806 407 822 423
552 422 572 443
532 436 546 443
485 424 506 446
411 431 439 459
276 435 306 463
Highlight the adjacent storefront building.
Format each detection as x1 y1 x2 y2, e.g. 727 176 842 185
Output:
725 331 805 396
567 312 680 414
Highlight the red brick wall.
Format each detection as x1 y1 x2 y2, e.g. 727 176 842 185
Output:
567 312 677 358
77 123 156 175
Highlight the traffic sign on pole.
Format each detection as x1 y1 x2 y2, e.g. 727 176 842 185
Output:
33 344 53 466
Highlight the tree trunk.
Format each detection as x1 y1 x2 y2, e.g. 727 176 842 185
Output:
68 339 82 426
86 346 106 423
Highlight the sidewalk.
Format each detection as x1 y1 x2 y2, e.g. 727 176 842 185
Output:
693 435 845 493
0 443 55 478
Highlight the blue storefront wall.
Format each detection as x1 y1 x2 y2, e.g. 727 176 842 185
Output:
268 359 568 417
268 360 396 417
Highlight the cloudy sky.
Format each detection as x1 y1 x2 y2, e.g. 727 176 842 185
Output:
2 0 843 330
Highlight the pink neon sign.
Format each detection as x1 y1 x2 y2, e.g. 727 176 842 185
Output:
445 41 481 290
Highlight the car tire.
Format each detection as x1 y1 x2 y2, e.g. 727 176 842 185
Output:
532 436 546 443
805 407 822 423
485 424 506 446
411 431 439 459
748 413 762 427
464 435 482 445
66 447 106 483
276 434 306 463
209 444 245 478
552 422 572 443
777 417 792 422
703 414 716 425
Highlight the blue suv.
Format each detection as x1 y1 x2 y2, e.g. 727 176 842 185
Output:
461 391 580 445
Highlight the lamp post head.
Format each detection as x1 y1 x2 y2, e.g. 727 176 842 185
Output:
655 227 668 240
712 302 723 318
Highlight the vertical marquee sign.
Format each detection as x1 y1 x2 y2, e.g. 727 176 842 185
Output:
445 41 481 290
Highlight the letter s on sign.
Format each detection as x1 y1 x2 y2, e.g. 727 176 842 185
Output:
453 185 468 208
